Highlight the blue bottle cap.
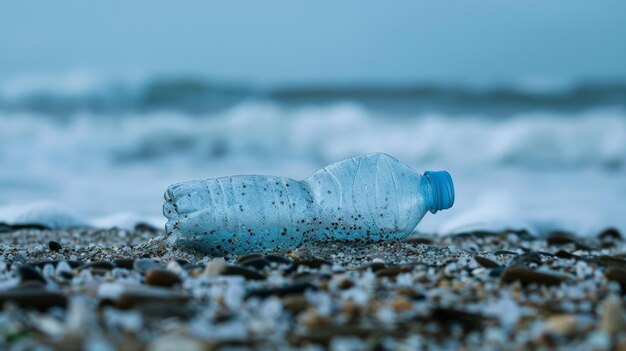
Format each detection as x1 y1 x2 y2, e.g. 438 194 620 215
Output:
424 171 455 213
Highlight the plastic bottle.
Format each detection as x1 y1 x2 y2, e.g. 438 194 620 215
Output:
164 153 454 255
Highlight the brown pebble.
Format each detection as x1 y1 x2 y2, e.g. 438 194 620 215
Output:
474 255 501 268
391 297 413 312
300 311 329 328
375 266 411 278
115 287 190 309
338 277 354 290
298 258 333 269
501 267 567 285
0 288 67 311
245 282 316 299
236 253 262 264
543 314 579 336
283 295 309 314
222 265 265 280
341 300 360 317
145 269 182 287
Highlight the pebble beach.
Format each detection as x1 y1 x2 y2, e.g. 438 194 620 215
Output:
2 225 626 350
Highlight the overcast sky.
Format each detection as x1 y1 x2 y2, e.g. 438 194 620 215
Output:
1 1 625 85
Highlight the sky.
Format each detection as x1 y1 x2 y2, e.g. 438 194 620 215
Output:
1 1 626 85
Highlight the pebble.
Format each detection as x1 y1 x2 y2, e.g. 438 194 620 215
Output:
555 250 581 259
546 231 578 245
375 266 410 278
501 268 567 285
300 311 330 328
543 314 580 336
598 228 622 241
48 240 62 251
114 287 190 309
492 250 520 256
241 258 271 270
337 277 354 290
113 258 135 270
263 254 292 264
391 297 413 312
246 282 316 299
0 288 67 310
236 253 262 264
145 269 182 287
204 258 227 275
282 295 309 314
18 266 46 284
508 252 543 268
474 255 501 268
286 258 333 273
222 265 265 280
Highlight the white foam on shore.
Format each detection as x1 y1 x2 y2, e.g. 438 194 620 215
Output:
1 102 625 236
0 201 88 229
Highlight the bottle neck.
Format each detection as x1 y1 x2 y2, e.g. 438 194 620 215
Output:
424 171 455 214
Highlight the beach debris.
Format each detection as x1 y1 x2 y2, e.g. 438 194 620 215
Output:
164 153 454 255
145 269 182 288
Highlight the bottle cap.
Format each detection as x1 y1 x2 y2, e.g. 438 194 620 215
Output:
424 171 455 213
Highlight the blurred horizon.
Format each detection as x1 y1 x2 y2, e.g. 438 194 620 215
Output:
2 1 626 85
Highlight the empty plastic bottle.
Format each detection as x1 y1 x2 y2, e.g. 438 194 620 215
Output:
164 153 454 255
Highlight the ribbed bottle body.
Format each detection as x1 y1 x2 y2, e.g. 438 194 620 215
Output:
164 153 432 255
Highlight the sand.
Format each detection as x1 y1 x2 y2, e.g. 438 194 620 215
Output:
1 226 626 350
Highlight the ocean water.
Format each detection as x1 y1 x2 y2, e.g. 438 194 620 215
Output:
1 77 625 237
